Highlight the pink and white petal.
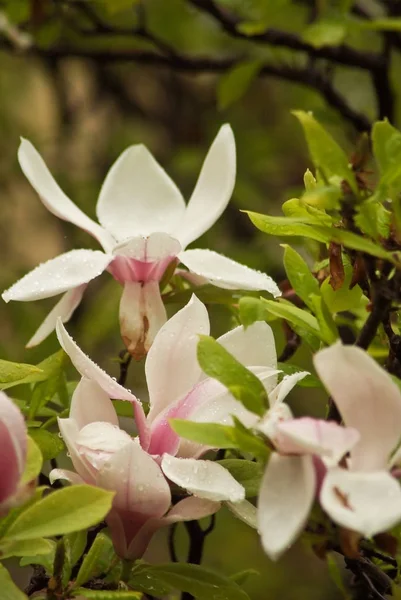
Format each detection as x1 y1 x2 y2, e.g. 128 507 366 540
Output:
275 418 360 466
257 453 316 561
97 440 171 517
125 497 220 560
161 455 245 503
189 390 259 429
146 295 209 423
26 284 87 348
226 500 257 529
256 402 294 442
18 139 114 252
175 125 236 249
49 469 84 485
0 392 27 474
113 233 181 263
77 422 132 470
217 321 277 373
320 468 401 537
119 281 167 360
2 250 111 303
57 418 95 483
96 145 186 242
0 420 22 504
179 249 281 296
70 378 118 430
269 372 309 407
314 343 401 471
55 319 149 450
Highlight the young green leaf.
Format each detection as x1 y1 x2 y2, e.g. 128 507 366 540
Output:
131 563 250 600
309 294 338 344
238 297 276 327
0 537 54 559
2 486 114 542
20 436 43 485
72 590 142 599
261 299 322 338
293 111 358 193
65 530 87 568
197 335 268 416
217 60 262 110
282 245 320 309
28 429 64 461
74 532 116 587
0 359 43 389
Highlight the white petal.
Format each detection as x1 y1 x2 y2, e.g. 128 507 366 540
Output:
175 125 236 248
26 284 87 348
161 455 245 503
269 372 309 407
189 390 259 430
320 468 401 537
217 322 277 391
275 418 360 467
56 320 149 449
146 295 209 422
119 281 167 359
57 418 94 483
257 453 315 560
96 144 186 241
112 232 181 262
18 139 114 252
77 422 132 469
70 378 119 430
179 249 281 296
97 440 171 516
226 500 257 529
49 469 84 485
314 343 401 471
256 402 294 441
2 250 111 302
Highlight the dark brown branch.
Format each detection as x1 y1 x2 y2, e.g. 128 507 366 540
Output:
189 0 383 71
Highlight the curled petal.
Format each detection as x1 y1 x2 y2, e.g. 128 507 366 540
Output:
26 284 87 348
227 500 257 529
49 469 84 485
314 343 401 471
257 453 315 560
176 125 236 248
275 418 360 467
256 402 293 441
96 144 185 241
57 418 95 483
269 372 309 407
3 250 111 302
146 295 209 423
70 378 119 430
18 139 115 252
179 249 281 296
0 393 27 504
161 455 245 503
320 468 401 537
56 321 149 450
119 281 167 360
217 321 277 374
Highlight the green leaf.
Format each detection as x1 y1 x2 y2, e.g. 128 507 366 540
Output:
74 532 116 587
282 245 320 309
95 0 140 15
2 486 114 542
73 591 142 599
302 185 342 210
0 564 27 599
0 359 43 389
327 553 351 599
65 530 87 567
217 459 262 497
217 60 262 110
170 420 269 461
293 111 357 194
28 429 64 461
197 335 268 416
321 264 366 314
372 120 401 192
20 542 56 573
20 436 43 485
282 198 333 224
261 299 322 337
0 537 54 559
309 294 338 344
303 18 347 47
238 297 276 327
230 569 259 586
355 200 391 240
130 563 250 600
0 350 65 391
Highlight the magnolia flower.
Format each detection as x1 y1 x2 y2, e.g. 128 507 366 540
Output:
256 368 359 561
315 343 401 538
0 391 28 514
2 126 279 356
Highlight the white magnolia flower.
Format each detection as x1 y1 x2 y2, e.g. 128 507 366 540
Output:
2 126 280 355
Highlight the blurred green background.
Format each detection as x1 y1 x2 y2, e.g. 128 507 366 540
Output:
1 0 398 597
